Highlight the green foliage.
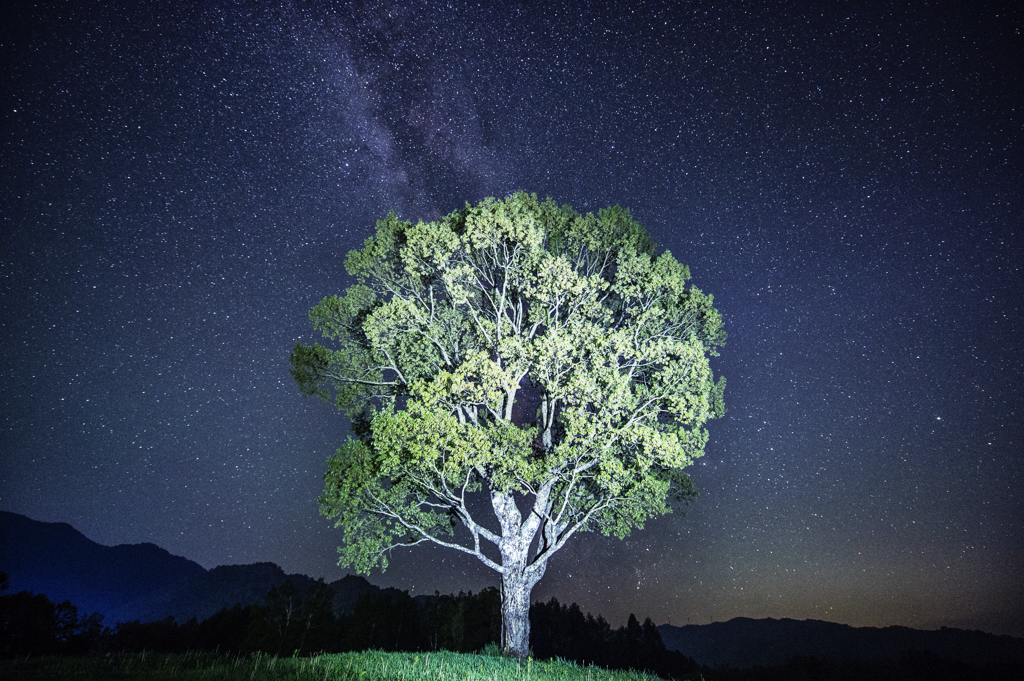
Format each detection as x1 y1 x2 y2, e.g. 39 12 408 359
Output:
293 191 725 580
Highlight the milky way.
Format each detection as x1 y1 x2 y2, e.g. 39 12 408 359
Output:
2 0 1021 637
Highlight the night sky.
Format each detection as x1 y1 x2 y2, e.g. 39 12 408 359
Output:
2 1 1022 638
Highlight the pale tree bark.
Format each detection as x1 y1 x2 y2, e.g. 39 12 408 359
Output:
491 489 547 657
500 562 544 658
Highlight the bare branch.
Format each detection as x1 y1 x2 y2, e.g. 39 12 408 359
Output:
367 491 503 573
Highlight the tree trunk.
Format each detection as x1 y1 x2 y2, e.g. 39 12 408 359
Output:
492 490 546 658
501 567 538 658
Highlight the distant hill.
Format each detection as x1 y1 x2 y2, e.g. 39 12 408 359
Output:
0 511 377 624
7 510 1023 669
658 617 1024 668
109 563 378 625
0 511 206 617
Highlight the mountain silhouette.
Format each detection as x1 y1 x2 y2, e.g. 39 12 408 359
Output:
658 617 1024 668
109 562 377 624
5 510 1022 669
1 511 205 617
0 511 375 624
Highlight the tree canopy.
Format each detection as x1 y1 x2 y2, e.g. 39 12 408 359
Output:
292 192 725 656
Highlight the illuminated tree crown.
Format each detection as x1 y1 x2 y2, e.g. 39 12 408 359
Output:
291 192 725 657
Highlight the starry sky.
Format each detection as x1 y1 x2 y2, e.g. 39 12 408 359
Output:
2 0 1022 638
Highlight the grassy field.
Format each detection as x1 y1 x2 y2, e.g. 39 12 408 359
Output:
0 649 673 681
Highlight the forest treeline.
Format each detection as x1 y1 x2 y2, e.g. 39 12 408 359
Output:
0 570 693 676
3 571 1021 681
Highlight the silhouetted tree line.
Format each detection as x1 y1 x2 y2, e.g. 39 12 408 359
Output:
3 572 1021 680
0 572 105 656
0 571 501 658
531 597 701 678
0 572 693 677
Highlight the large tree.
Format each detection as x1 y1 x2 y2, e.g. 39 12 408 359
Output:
292 192 725 657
